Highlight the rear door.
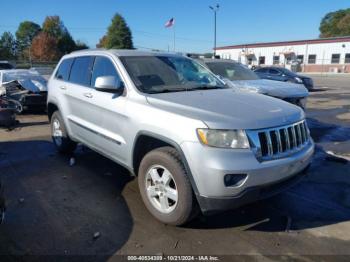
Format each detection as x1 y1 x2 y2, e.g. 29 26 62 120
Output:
64 56 104 150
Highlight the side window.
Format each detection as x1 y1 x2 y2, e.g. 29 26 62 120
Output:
91 56 121 87
55 58 73 81
69 56 94 86
256 68 268 73
269 69 280 75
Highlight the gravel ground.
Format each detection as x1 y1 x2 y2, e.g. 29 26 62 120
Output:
0 75 349 261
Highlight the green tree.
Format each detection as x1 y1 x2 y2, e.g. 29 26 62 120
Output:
97 14 133 49
0 32 16 59
42 16 76 54
16 21 41 50
320 8 350 38
75 40 89 50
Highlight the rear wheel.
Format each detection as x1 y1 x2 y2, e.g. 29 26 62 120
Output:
51 111 77 154
138 147 197 226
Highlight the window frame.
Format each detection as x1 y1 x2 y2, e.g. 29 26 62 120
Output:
90 55 122 89
345 53 350 64
68 56 95 88
258 56 265 65
308 54 316 64
54 58 74 82
331 54 341 64
273 56 280 65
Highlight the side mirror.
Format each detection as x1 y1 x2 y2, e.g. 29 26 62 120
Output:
94 76 124 93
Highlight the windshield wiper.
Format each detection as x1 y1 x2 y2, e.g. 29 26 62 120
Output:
188 85 222 90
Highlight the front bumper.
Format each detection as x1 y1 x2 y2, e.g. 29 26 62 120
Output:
181 139 314 213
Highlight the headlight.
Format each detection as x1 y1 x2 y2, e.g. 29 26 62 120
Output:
197 129 250 149
295 77 303 83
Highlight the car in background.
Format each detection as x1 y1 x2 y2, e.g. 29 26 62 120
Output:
0 181 5 224
0 69 48 112
0 61 14 70
254 66 314 90
198 59 309 109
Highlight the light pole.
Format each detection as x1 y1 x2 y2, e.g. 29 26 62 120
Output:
209 4 220 57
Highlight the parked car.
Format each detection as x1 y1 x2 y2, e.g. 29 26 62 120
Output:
48 50 314 225
0 69 48 112
0 181 5 224
198 59 309 109
254 66 314 90
0 61 14 70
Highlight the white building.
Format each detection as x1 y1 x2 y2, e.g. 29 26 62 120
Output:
215 36 350 73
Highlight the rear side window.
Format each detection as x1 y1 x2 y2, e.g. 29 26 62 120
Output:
69 56 94 86
55 58 73 81
91 56 121 87
269 69 280 75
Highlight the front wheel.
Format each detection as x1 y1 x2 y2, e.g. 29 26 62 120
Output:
138 147 197 226
51 111 77 154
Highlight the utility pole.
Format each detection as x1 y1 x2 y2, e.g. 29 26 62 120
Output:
209 4 220 57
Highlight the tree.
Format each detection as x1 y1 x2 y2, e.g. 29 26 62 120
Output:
97 14 133 49
42 16 76 54
75 40 89 50
320 8 350 38
0 32 16 59
16 21 41 52
30 32 60 61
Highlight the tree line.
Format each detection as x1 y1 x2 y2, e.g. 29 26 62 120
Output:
0 13 133 62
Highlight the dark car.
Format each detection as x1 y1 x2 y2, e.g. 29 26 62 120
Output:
0 61 14 70
0 181 5 224
254 67 314 90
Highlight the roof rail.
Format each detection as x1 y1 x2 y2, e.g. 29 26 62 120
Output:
70 48 107 54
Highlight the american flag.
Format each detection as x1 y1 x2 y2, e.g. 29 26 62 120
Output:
165 18 175 28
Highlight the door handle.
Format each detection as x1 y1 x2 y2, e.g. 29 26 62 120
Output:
60 86 67 90
83 92 93 98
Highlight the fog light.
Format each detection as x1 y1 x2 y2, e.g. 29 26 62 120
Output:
224 174 247 187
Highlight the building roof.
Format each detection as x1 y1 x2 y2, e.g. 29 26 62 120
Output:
215 36 350 50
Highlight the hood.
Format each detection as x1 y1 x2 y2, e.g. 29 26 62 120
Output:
229 79 308 98
146 89 304 130
1 69 47 92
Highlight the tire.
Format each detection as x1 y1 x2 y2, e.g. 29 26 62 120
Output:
138 147 198 226
51 111 77 154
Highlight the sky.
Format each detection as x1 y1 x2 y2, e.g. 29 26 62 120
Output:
0 0 349 53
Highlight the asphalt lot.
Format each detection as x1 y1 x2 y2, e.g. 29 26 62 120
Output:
0 74 349 260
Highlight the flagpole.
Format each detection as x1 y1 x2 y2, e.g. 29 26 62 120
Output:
173 24 176 52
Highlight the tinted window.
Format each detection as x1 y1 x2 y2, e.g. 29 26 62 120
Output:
69 56 94 86
206 62 259 81
91 57 120 87
255 68 268 73
55 58 73 81
269 69 280 75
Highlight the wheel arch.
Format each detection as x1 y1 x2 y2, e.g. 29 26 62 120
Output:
132 131 200 196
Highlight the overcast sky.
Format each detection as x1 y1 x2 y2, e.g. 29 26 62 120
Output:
1 0 349 53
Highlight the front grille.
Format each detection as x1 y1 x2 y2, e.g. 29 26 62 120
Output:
247 120 310 161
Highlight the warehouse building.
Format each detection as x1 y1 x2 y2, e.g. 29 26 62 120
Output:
215 36 350 73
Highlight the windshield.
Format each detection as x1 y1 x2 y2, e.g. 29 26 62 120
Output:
120 56 226 93
206 62 260 81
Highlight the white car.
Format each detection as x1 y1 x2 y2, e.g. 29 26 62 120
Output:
198 59 309 109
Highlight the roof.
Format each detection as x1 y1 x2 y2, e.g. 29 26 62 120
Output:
67 49 182 57
215 36 350 50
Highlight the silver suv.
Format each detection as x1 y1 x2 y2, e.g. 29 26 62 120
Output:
47 50 314 225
